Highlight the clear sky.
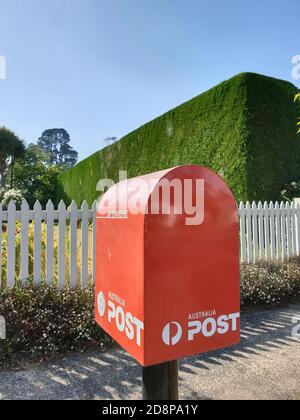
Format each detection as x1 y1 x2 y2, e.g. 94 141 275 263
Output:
0 0 299 161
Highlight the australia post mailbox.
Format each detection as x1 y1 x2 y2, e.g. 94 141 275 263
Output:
95 165 240 368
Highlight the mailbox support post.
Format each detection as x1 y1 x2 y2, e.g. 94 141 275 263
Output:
142 360 179 400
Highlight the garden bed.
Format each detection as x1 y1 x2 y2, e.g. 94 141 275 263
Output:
1 259 300 368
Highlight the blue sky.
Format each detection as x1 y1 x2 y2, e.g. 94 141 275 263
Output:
0 0 299 161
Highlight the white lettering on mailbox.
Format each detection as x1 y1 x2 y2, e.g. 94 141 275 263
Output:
98 292 144 347
188 313 240 341
162 312 240 346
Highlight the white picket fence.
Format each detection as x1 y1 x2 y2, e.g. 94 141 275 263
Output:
0 200 300 290
0 200 96 289
239 201 300 263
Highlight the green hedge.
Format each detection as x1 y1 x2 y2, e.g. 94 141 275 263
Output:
57 73 300 205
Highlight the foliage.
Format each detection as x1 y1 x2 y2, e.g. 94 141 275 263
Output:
0 259 299 362
0 127 25 187
241 259 300 307
280 180 300 201
0 286 111 361
57 73 300 205
38 129 78 168
12 144 64 207
0 189 24 208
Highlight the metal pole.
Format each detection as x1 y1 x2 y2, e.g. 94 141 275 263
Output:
142 360 179 400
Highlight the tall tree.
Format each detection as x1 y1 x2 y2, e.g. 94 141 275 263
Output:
0 127 25 187
37 128 78 168
12 144 63 206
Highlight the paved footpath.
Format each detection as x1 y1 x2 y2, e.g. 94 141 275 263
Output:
0 304 299 400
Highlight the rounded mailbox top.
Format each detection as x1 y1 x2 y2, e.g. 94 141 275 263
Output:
96 165 236 223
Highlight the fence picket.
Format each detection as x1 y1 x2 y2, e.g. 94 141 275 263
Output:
286 202 292 259
46 200 54 285
58 201 66 289
252 202 258 263
264 202 271 261
245 202 252 263
269 202 276 261
239 203 246 263
69 201 78 289
280 202 287 260
257 202 264 261
291 203 297 257
33 201 42 285
275 202 281 261
81 201 89 288
7 200 16 286
20 200 29 282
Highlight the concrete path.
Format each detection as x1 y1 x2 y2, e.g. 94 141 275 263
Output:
0 304 299 400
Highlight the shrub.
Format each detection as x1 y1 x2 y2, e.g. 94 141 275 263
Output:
1 189 24 208
241 259 300 307
0 260 299 364
280 180 300 201
0 285 111 362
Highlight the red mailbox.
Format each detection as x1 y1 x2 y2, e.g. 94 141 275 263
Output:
95 165 240 367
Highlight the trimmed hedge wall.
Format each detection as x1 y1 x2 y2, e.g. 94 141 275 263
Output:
245 74 300 201
57 73 300 205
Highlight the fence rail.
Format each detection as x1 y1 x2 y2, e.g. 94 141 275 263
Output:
0 200 299 289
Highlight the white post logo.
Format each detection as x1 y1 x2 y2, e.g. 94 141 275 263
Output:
97 292 106 318
97 291 144 347
162 313 240 346
0 55 6 80
162 322 183 346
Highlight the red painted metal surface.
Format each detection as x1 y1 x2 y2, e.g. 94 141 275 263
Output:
95 165 240 367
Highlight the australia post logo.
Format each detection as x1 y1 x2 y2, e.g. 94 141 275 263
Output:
162 312 240 346
98 292 240 349
97 291 144 347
